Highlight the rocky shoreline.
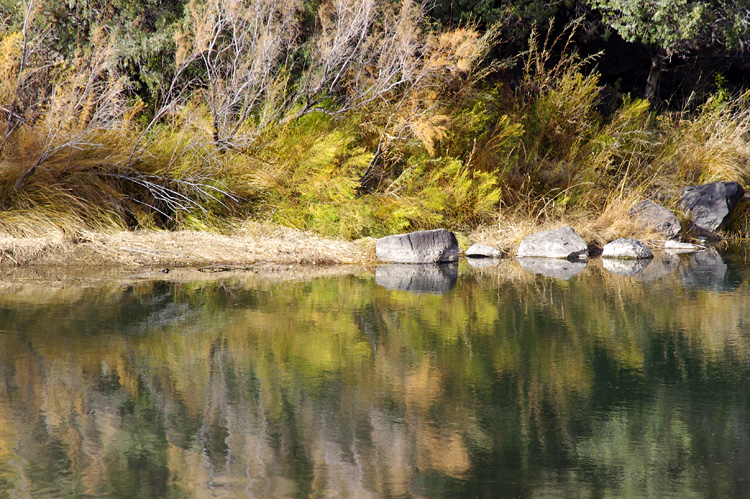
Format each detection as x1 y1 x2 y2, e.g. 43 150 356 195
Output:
0 182 744 275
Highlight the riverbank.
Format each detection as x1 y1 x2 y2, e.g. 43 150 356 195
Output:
0 212 673 269
0 221 375 268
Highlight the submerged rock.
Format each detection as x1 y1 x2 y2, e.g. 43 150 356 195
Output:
516 226 588 259
602 238 653 260
518 257 587 280
376 229 459 264
466 243 502 259
630 200 681 239
603 258 652 276
679 181 745 233
375 264 458 294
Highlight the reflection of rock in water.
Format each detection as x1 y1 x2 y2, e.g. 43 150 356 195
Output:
634 252 680 282
679 248 742 292
517 257 586 280
375 264 458 294
466 257 501 269
603 258 651 276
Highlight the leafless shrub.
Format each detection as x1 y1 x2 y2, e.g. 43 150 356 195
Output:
13 28 130 190
188 0 301 148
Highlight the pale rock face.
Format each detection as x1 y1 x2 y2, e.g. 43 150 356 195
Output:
465 243 502 259
516 226 588 259
602 238 653 260
376 229 459 264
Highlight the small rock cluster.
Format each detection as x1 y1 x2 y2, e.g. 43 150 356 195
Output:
372 181 745 285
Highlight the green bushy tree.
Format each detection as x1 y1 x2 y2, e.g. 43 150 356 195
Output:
587 0 750 103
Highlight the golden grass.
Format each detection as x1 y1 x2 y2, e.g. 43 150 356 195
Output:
0 220 375 267
469 193 670 256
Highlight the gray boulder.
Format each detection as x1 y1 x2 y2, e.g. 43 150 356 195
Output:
375 264 458 294
466 243 502 259
517 226 588 259
679 181 745 232
630 200 681 239
602 238 653 259
376 229 459 264
518 257 587 280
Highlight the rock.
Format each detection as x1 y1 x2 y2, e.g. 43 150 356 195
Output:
664 240 705 253
375 264 458 294
603 258 651 276
516 226 588 260
518 257 587 280
602 238 653 259
376 229 459 264
466 243 502 259
679 181 745 232
630 200 681 239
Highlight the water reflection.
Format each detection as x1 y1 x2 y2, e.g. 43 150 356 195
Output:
679 248 743 292
602 257 651 276
634 252 681 282
0 249 749 497
517 257 587 279
375 263 458 294
466 257 501 269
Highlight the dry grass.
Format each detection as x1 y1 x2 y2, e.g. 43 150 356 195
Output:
0 220 375 267
469 196 670 256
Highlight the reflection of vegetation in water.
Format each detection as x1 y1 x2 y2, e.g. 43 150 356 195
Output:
0 262 749 497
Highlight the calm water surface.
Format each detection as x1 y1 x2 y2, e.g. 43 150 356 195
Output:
1 247 750 497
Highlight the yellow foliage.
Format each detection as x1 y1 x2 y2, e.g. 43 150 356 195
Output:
410 114 450 155
0 32 21 103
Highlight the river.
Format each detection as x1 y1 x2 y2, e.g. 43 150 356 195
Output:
0 247 748 497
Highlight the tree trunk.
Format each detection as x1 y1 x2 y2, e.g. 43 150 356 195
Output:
645 50 663 105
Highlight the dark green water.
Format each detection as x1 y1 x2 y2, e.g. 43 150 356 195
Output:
1 248 750 498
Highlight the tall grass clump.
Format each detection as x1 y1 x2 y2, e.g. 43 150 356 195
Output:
660 93 750 186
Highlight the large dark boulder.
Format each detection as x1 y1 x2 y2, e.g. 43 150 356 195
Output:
517 226 588 259
630 200 681 239
376 229 459 263
679 182 745 233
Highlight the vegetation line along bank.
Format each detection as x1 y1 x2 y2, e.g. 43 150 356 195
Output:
1 0 749 248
